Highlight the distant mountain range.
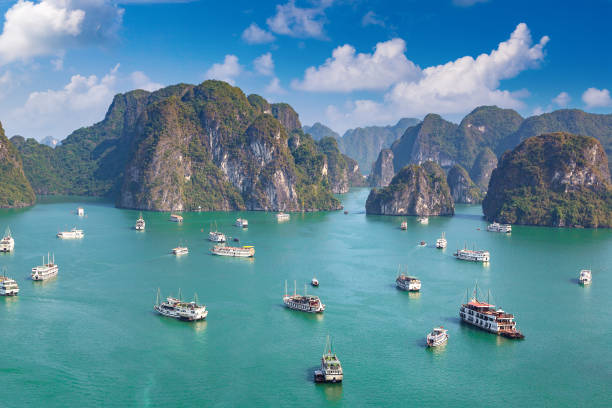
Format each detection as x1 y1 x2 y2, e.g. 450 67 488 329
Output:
303 118 419 174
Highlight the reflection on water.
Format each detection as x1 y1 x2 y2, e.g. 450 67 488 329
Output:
317 382 343 402
191 320 207 333
0 295 19 310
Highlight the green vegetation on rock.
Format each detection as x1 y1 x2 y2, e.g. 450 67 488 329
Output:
0 124 35 208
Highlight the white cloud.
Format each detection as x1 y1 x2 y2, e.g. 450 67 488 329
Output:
130 71 163 92
582 87 611 108
205 55 242 85
6 64 161 138
318 23 549 132
0 0 123 66
453 0 488 6
361 11 385 27
254 52 274 76
51 57 64 71
292 38 420 92
266 0 330 39
265 77 285 94
241 23 275 44
552 91 570 107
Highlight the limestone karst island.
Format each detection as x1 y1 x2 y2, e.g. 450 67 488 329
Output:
0 1 610 407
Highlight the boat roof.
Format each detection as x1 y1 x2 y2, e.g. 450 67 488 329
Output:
468 300 495 308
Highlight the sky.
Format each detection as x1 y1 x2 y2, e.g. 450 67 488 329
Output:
0 0 610 140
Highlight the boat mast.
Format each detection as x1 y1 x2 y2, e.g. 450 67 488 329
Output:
156 288 160 305
294 280 297 296
178 288 182 301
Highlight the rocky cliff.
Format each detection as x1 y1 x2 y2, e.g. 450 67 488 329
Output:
368 149 395 187
0 123 35 208
470 148 498 192
447 164 482 204
303 122 340 141
316 137 365 193
483 132 612 228
271 103 301 132
365 161 454 216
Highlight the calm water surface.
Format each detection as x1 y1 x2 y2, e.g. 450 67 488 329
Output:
1 189 610 407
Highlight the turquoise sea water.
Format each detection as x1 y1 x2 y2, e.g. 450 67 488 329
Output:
1 189 611 407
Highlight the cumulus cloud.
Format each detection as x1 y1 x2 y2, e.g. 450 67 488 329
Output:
265 77 285 94
241 23 275 44
130 71 163 92
6 64 162 138
254 52 274 76
0 0 123 66
292 38 420 92
582 87 611 108
361 11 385 27
552 91 570 107
453 0 488 6
205 55 242 85
266 0 331 39
315 23 549 131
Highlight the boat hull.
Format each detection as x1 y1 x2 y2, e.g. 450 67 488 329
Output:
154 306 207 321
459 313 524 339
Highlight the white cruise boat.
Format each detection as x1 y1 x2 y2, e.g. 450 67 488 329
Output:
31 253 59 281
436 232 447 249
459 284 524 339
154 290 208 321
454 247 490 262
487 222 512 233
208 222 226 242
77 207 85 216
57 227 84 239
400 221 407 230
276 212 290 222
579 269 592 285
314 336 343 383
311 277 319 287
0 272 19 296
211 244 254 257
283 281 325 313
169 214 183 223
426 327 448 347
172 246 188 255
235 218 248 228
395 266 421 292
135 213 145 231
0 227 15 252
417 216 429 224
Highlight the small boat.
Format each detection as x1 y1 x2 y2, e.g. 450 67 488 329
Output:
417 216 429 224
77 207 85 216
172 246 188 255
31 253 59 281
57 228 84 239
235 218 248 228
579 269 592 285
0 227 15 252
0 269 19 296
426 327 449 347
283 281 325 313
314 336 343 383
154 289 207 321
436 232 447 249
419 241 426 247
208 222 226 242
311 277 319 287
135 213 145 231
211 244 254 257
400 221 407 230
454 246 490 262
396 266 421 292
233 237 239 242
169 214 183 223
343 211 348 215
276 212 290 222
487 222 512 233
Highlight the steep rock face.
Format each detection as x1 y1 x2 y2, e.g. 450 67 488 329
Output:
500 109 612 173
368 149 395 187
0 123 35 208
303 123 340 141
341 117 418 173
271 103 301 131
470 148 498 192
366 161 454 216
247 94 271 114
10 136 66 195
316 137 365 193
483 132 612 228
344 155 367 187
447 164 482 204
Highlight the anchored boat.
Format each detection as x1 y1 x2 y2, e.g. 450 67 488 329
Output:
77 207 85 216
417 216 429 225
579 269 592 285
311 277 319 287
31 253 59 281
459 283 524 339
426 327 448 347
400 221 407 230
396 266 421 292
487 222 512 233
276 212 290 222
454 246 490 262
172 246 188 255
235 218 248 228
169 214 183 223
154 289 207 321
208 222 226 242
0 269 19 296
211 244 254 257
314 336 343 383
283 281 325 313
57 227 84 239
0 227 14 252
135 213 145 231
436 232 447 249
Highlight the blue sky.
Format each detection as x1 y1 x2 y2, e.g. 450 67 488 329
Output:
0 0 610 139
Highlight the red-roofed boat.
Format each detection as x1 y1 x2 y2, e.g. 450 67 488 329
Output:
459 283 524 339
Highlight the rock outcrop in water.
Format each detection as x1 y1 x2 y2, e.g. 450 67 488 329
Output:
0 123 35 208
447 164 482 204
368 149 395 187
366 161 454 216
316 137 365 193
470 148 498 192
483 132 612 228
